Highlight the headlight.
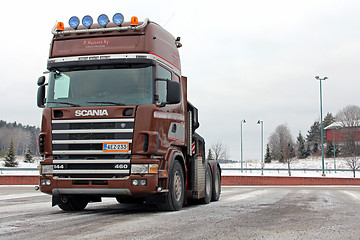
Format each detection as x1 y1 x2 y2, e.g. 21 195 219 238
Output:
131 164 158 174
41 165 53 174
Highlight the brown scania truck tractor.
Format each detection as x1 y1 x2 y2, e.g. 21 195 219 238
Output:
36 13 221 211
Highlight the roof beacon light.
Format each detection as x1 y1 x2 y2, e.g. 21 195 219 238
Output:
130 16 138 26
56 22 65 31
69 16 80 29
98 14 109 27
113 13 124 26
82 15 93 28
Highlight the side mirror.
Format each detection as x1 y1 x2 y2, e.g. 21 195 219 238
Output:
37 76 45 86
37 76 46 108
166 81 181 104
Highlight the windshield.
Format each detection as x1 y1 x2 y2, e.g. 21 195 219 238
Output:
46 66 154 108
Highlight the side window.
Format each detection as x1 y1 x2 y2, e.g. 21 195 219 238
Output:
157 65 172 103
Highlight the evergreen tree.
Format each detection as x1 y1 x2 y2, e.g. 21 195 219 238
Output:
4 140 18 167
207 148 214 160
326 141 334 158
323 112 335 128
305 144 311 158
296 132 307 159
24 147 33 163
265 144 272 163
313 142 319 154
306 121 321 143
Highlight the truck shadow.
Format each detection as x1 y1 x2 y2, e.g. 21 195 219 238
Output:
51 200 207 216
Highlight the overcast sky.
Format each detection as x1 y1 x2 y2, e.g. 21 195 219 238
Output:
0 0 359 161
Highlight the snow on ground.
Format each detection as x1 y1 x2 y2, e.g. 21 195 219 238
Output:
0 156 41 175
0 156 359 178
220 157 359 178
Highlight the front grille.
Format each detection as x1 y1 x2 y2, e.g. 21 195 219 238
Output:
52 118 134 179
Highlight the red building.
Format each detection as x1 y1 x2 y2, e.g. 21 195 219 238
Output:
324 122 360 143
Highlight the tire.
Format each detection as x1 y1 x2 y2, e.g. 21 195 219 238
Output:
58 197 88 211
158 160 185 211
201 164 213 204
211 165 221 201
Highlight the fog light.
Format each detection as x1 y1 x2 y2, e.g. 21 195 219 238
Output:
132 179 139 186
69 16 80 29
40 179 51 186
97 14 109 27
139 179 147 186
113 13 124 26
131 179 147 186
82 15 93 28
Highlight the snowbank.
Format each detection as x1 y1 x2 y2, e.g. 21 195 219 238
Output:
221 157 360 178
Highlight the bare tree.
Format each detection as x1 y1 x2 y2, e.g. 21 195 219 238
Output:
211 141 229 162
285 141 295 176
346 155 360 178
336 105 360 156
268 124 293 162
336 105 360 176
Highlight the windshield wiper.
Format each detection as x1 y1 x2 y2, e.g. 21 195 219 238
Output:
87 101 125 106
46 101 81 107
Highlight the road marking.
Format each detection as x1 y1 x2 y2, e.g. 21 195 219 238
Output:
0 192 44 201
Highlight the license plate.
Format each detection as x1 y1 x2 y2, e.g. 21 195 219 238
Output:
103 142 129 152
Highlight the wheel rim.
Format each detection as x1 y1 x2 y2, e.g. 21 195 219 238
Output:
174 171 182 201
205 170 211 195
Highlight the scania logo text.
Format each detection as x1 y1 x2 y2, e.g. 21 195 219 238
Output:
75 109 109 117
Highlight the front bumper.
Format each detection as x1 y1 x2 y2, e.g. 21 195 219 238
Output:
40 174 161 197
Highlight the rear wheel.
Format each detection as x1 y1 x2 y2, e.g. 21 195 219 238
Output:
158 160 185 211
58 197 88 211
201 164 213 204
211 165 221 201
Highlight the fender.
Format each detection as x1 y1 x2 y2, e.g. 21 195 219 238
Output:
165 148 186 188
166 148 185 173
207 159 221 175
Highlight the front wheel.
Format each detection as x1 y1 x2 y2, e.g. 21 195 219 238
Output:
158 160 185 211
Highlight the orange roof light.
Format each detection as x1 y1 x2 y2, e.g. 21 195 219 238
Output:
57 22 64 31
130 16 138 26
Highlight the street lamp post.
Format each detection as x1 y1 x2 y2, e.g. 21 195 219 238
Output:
315 76 328 177
257 120 264 176
241 119 246 173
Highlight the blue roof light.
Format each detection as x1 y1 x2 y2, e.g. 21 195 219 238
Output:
98 14 109 27
82 15 93 28
69 16 80 29
113 13 124 26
